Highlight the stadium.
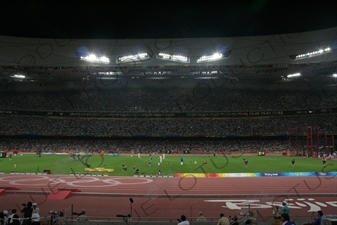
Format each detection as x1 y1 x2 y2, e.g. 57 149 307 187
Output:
0 1 337 225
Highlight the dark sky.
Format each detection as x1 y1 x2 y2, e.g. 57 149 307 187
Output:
1 0 336 39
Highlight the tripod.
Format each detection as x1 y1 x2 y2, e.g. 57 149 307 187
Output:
129 198 134 218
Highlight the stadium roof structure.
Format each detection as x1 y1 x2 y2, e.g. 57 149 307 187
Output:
0 27 337 88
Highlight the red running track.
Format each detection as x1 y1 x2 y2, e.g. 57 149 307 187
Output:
0 174 336 221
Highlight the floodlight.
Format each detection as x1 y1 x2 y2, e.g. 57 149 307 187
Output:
11 74 25 79
80 54 110 64
145 77 169 79
194 77 219 79
290 47 331 60
97 71 122 76
197 53 223 63
96 77 119 80
116 53 151 63
287 73 301 78
157 53 190 63
333 74 337 78
196 50 231 63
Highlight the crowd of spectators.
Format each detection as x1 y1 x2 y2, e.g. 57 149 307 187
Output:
0 138 301 153
0 88 335 154
0 114 335 137
0 88 336 112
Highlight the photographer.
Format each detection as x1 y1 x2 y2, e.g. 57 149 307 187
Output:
21 202 33 225
32 203 39 214
311 211 323 225
273 205 282 219
124 214 132 222
0 210 8 225
31 212 40 225
8 209 20 225
54 211 67 225
281 213 295 225
177 215 189 225
77 210 88 222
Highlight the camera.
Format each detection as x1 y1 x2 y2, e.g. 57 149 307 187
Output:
117 214 131 222
177 219 181 222
22 204 26 206
116 214 127 218
72 212 81 216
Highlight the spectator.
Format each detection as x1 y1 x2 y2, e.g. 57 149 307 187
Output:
311 211 323 225
282 201 290 215
32 203 39 214
230 216 239 225
0 210 7 225
77 210 88 221
217 213 230 225
245 212 257 225
21 202 33 225
31 212 40 225
281 213 296 225
54 211 67 225
273 205 282 219
177 215 189 225
196 212 206 222
7 209 20 225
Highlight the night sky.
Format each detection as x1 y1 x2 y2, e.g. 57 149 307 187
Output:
0 0 336 39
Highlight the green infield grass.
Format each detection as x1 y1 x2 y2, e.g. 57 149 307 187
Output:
0 153 335 176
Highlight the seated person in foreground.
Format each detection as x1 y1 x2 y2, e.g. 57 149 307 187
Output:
78 210 88 221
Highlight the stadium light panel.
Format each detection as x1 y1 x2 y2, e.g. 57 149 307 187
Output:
96 71 122 76
196 50 231 63
156 53 190 63
116 53 151 63
287 73 301 78
80 54 110 64
194 77 219 79
197 53 223 63
333 74 337 77
290 47 331 60
146 77 169 79
11 74 25 79
96 77 119 80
